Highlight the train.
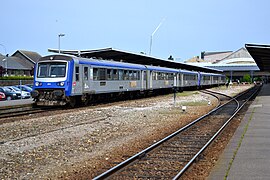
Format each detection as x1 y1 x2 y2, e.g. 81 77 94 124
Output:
31 54 226 107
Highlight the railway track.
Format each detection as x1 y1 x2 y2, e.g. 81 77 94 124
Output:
0 104 58 120
93 85 260 179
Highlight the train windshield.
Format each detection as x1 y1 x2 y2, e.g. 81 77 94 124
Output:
37 62 67 78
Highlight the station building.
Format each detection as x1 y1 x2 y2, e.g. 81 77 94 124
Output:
185 47 270 82
0 50 41 77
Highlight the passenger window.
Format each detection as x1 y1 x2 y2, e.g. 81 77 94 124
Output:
107 69 112 80
143 71 146 80
113 69 118 80
137 71 140 80
99 68 106 80
119 69 124 80
93 68 98 80
75 66 79 81
129 71 133 80
124 70 129 80
84 67 88 80
152 71 156 80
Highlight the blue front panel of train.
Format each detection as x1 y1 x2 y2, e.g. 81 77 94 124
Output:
33 60 74 97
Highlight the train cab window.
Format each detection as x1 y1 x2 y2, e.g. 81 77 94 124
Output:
93 68 98 80
119 69 124 80
75 66 79 81
38 65 47 77
99 68 106 80
84 67 88 80
106 69 112 80
112 69 118 80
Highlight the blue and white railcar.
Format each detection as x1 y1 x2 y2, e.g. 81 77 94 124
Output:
145 65 179 90
32 54 147 106
180 70 199 88
199 72 212 87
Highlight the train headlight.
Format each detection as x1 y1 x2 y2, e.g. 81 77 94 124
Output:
57 82 65 86
35 82 42 86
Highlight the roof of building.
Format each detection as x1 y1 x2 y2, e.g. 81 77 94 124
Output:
185 56 205 63
202 51 233 63
48 47 222 73
0 56 31 70
245 44 270 71
215 57 255 64
12 50 42 64
216 47 252 64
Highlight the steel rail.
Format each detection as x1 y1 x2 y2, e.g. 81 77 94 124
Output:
173 86 260 179
93 89 236 180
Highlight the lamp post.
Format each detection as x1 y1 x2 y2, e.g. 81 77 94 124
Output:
149 18 165 55
0 44 7 76
58 33 65 53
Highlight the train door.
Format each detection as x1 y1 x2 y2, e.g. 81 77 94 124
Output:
72 64 83 94
149 71 153 89
173 73 177 87
83 65 90 92
141 70 146 90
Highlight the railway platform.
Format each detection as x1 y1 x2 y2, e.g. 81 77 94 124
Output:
208 83 270 180
0 98 34 107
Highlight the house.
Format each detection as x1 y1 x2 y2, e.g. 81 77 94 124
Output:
0 50 41 77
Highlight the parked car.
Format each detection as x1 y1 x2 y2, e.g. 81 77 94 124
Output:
0 87 21 100
6 86 31 99
25 84 33 88
15 85 33 93
0 92 6 101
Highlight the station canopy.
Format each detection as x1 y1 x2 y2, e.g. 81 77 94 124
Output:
246 44 270 71
48 48 222 73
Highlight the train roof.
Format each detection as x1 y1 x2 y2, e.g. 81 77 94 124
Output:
39 54 147 70
48 48 223 73
145 65 179 73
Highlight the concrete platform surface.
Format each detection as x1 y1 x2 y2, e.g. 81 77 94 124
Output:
208 84 270 180
0 98 34 107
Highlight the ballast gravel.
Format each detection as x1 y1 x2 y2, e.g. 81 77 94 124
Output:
0 85 252 179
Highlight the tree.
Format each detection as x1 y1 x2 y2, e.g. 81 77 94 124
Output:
243 74 251 83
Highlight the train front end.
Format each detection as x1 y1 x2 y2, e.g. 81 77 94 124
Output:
31 55 73 106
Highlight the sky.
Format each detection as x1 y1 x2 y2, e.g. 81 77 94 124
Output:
1 0 270 61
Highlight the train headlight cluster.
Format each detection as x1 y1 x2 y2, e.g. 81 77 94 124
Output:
35 82 42 87
57 82 65 86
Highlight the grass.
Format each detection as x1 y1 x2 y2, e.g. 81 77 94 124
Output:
176 91 199 97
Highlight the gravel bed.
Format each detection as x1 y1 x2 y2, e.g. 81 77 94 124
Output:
0 85 252 179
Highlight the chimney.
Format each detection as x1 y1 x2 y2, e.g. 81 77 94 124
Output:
201 51 205 60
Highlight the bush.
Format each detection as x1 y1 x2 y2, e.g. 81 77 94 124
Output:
0 76 33 80
242 74 251 83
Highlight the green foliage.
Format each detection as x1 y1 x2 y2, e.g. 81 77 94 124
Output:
176 91 199 97
242 74 251 83
253 77 262 81
0 76 33 80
